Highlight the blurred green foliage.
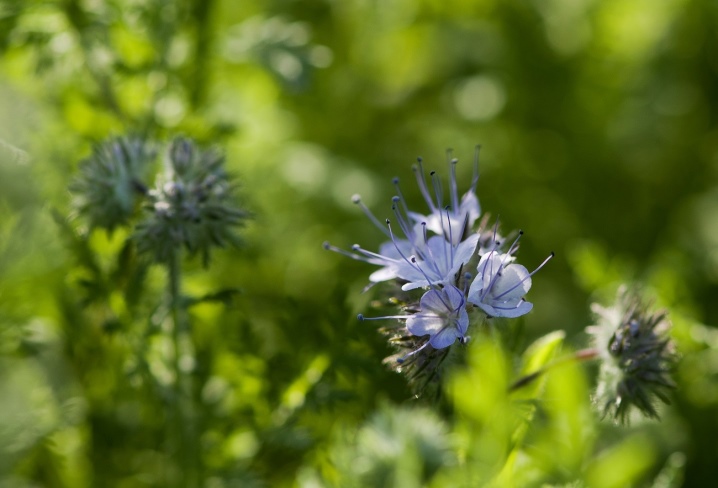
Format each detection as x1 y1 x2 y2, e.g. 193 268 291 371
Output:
1 0 717 486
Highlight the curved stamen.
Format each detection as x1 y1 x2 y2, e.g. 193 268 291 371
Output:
477 238 502 280
449 156 459 213
430 171 444 211
386 219 429 277
409 256 442 293
390 206 431 268
443 205 455 267
413 221 443 277
488 217 501 250
417 235 442 276
386 219 446 281
480 231 524 301
392 202 417 245
358 313 408 321
504 230 523 258
323 241 379 263
471 145 481 195
453 209 470 244
352 194 390 238
476 219 504 279
407 257 455 312
349 244 400 264
392 177 411 218
413 158 437 213
493 252 555 300
397 341 431 363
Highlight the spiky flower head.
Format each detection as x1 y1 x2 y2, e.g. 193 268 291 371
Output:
70 136 156 231
587 287 677 423
135 137 247 266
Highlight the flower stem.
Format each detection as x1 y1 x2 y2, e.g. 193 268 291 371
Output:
168 251 200 487
508 348 599 392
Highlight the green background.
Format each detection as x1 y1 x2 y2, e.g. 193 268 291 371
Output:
1 0 717 486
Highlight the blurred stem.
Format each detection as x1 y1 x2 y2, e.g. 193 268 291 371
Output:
168 251 200 487
189 0 216 109
509 348 599 393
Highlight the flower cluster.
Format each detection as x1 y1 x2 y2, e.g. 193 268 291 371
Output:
70 135 247 266
587 288 677 423
325 148 552 393
135 137 248 266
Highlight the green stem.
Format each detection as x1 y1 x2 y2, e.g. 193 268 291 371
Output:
509 348 599 393
168 251 200 487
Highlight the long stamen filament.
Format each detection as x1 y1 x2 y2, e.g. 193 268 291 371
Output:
393 205 443 276
358 313 408 321
490 217 501 250
413 158 437 212
350 243 401 264
409 257 446 300
430 171 443 212
475 220 508 298
392 202 417 245
397 341 431 363
323 241 379 263
443 205 455 267
352 194 390 238
480 231 524 301
471 145 481 194
386 220 435 280
392 178 411 218
493 252 554 300
504 230 523 258
417 226 446 277
449 157 459 212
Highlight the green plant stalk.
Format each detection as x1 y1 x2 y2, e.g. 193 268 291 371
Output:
509 348 599 392
169 251 201 487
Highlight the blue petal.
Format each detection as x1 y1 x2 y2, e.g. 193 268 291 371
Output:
429 326 460 349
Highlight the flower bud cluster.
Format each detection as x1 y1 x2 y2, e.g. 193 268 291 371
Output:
325 148 552 394
135 137 247 265
70 136 155 231
587 288 677 423
70 135 246 266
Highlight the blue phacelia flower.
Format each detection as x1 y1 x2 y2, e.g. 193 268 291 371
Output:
324 146 551 397
468 232 554 318
360 284 469 361
406 285 469 351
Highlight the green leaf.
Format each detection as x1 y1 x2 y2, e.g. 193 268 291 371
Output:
585 434 655 488
520 330 566 377
183 287 243 308
511 330 566 398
